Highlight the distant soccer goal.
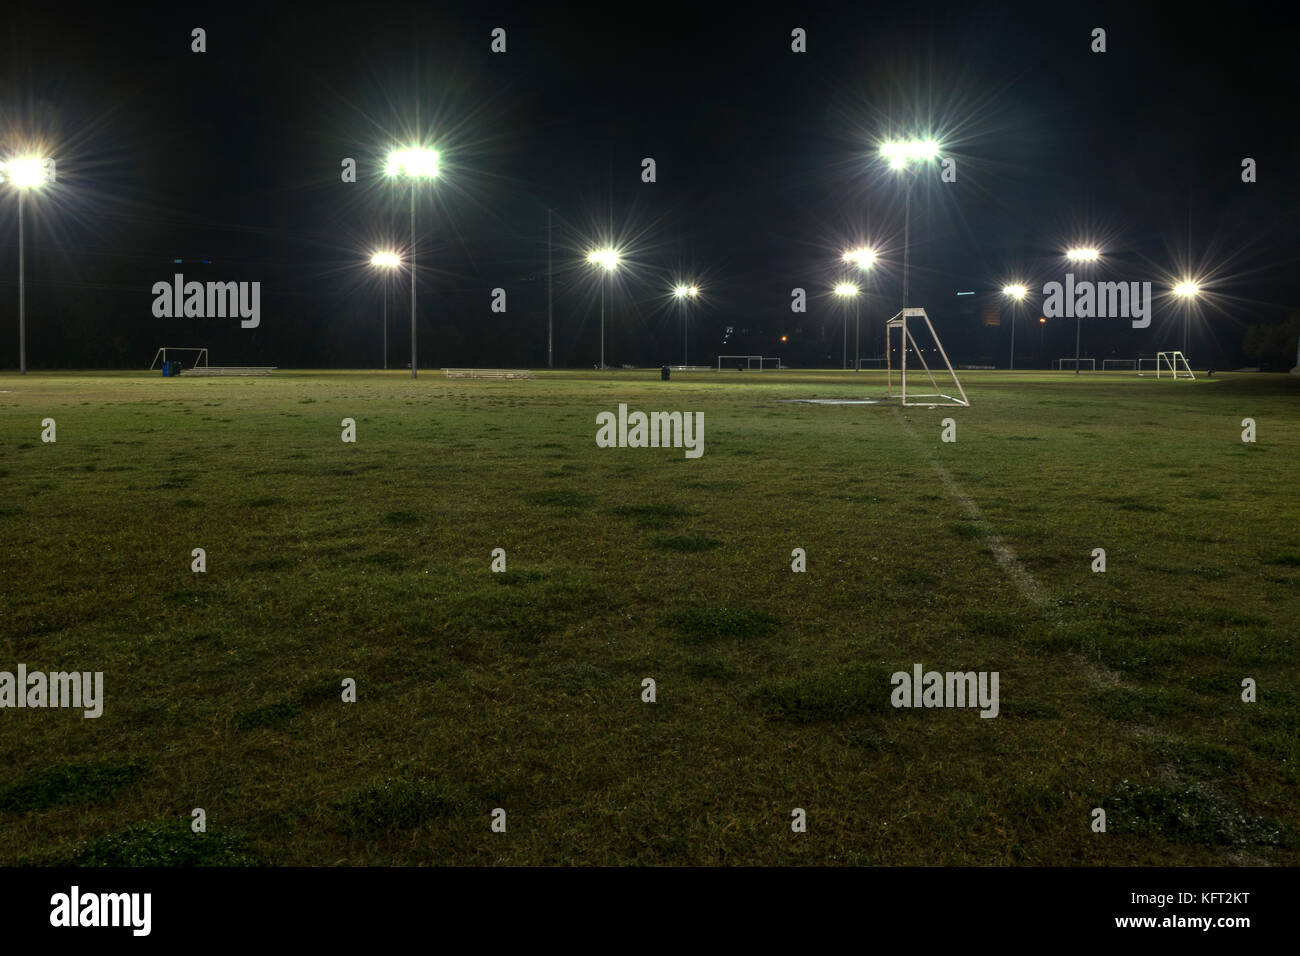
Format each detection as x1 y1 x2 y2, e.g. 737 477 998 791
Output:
717 355 781 370
1102 359 1137 371
1137 358 1160 372
1156 351 1195 380
149 347 208 371
886 308 970 407
1052 357 1095 371
856 357 888 370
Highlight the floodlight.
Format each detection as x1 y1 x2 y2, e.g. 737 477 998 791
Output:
834 283 859 296
1 157 47 189
843 248 877 268
370 251 401 268
1066 248 1100 261
1003 284 1027 299
385 148 439 179
880 140 942 164
587 249 621 271
1174 281 1199 296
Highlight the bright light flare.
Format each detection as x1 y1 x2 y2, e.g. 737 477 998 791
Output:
880 140 941 166
385 147 439 179
843 248 877 268
587 249 621 271
370 251 402 268
1174 281 1200 297
0 157 49 189
834 283 860 296
1066 248 1100 261
673 284 698 297
1002 284 1027 300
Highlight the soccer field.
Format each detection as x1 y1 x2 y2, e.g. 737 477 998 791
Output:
1 368 1297 865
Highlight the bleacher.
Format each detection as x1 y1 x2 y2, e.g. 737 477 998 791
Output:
181 366 277 376
442 368 535 379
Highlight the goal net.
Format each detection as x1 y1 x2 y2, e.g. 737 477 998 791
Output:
856 357 888 370
886 308 970 407
1052 357 1095 370
1156 351 1195 380
150 347 208 370
1102 359 1137 371
718 355 763 370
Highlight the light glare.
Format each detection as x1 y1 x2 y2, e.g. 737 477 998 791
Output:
587 249 621 271
371 252 401 268
2 157 48 189
385 147 439 179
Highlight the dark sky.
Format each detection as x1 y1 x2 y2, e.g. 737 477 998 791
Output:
1 1 1296 369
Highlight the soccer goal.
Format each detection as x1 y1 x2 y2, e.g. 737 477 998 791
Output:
150 347 208 371
886 308 970 407
1102 359 1137 371
1052 357 1095 371
718 355 763 370
856 357 888 370
1156 351 1195 380
1137 358 1160 372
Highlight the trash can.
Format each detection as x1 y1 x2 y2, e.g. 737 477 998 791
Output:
661 365 671 381
162 361 172 377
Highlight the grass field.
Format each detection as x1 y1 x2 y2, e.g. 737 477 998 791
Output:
1 367 1298 866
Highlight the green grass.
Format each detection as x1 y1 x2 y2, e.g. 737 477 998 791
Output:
0 367 1297 865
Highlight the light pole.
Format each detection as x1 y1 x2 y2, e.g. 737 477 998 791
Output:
843 248 877 369
673 284 698 365
1038 316 1047 366
1174 281 1199 359
385 147 438 378
1065 248 1099 375
587 249 621 368
880 140 941 312
1002 284 1027 370
2 156 51 374
370 251 402 369
834 282 860 369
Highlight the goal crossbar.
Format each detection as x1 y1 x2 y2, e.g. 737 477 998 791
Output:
1052 357 1095 370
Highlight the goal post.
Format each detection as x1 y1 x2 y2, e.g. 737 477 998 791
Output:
1156 351 1195 380
1052 357 1095 371
150 347 208 370
886 308 970 407
717 354 763 370
1102 359 1137 371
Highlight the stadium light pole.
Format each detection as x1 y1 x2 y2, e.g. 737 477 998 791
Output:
834 282 860 370
587 249 621 369
371 251 402 369
1038 316 1047 366
2 156 51 374
880 140 941 313
1174 281 1199 358
673 284 698 365
1065 248 1100 375
1002 284 1027 370
385 147 439 378
843 248 877 370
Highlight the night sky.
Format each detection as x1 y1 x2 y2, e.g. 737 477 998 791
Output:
1 2 1296 370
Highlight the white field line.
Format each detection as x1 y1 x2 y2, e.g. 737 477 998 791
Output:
892 409 1048 608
